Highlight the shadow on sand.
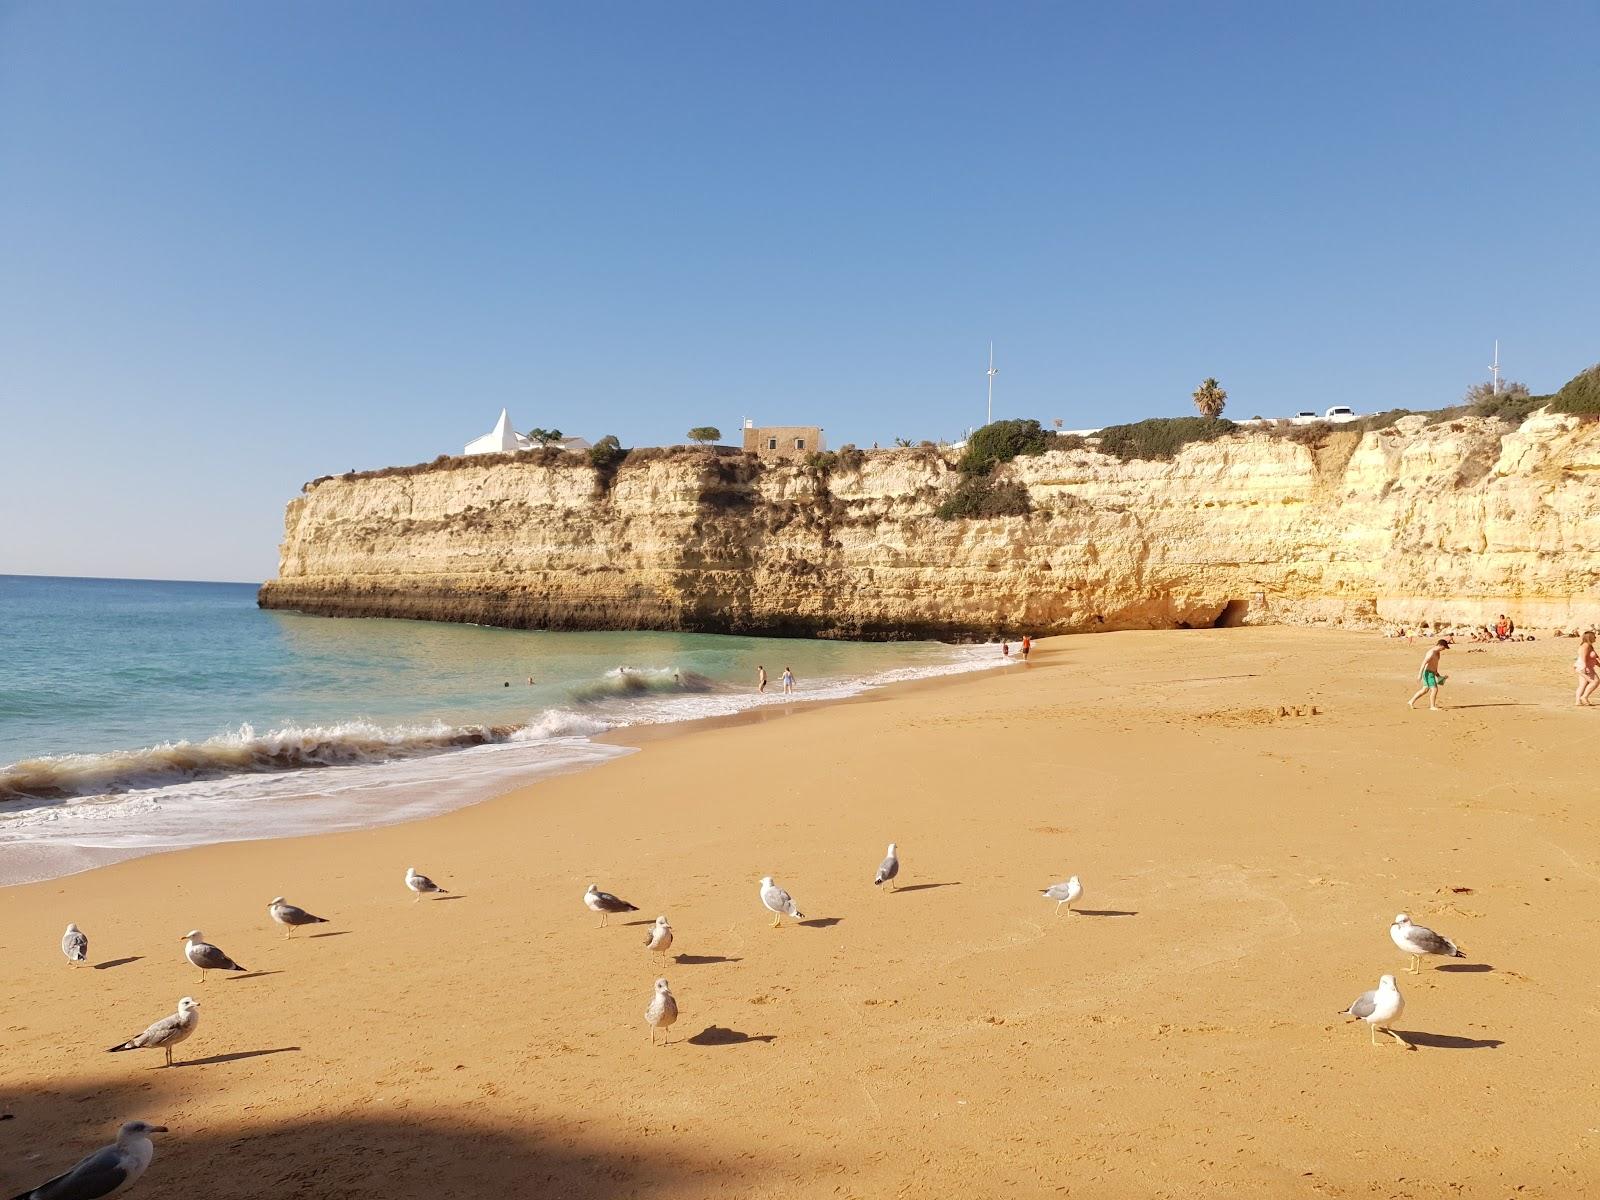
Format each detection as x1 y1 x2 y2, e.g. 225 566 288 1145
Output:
92 957 142 971
797 917 844 929
1073 909 1139 918
170 1047 301 1069
686 1026 777 1047
672 954 742 966
307 930 353 939
1435 962 1492 973
1395 1031 1503 1050
1 1076 752 1198
890 882 960 894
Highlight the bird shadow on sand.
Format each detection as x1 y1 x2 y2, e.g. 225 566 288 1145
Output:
307 930 352 939
686 1026 777 1047
1393 1031 1503 1050
227 970 285 982
169 1047 301 1069
1073 909 1139 918
891 882 960 893
673 954 742 966
430 894 468 902
92 957 142 970
620 919 656 927
798 917 844 929
1435 962 1492 973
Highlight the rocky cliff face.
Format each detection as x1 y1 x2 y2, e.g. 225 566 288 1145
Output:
258 412 1600 638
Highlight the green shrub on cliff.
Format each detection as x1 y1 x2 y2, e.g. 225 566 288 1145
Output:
1551 364 1600 416
588 435 626 468
1094 416 1236 462
934 476 1031 519
957 419 1051 475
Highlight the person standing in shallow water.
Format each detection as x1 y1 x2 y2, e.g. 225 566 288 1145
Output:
757 665 767 694
1574 631 1599 706
1408 639 1450 711
1021 635 1032 661
781 666 795 695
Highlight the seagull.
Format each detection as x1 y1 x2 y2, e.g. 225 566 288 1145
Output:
1340 974 1410 1048
759 876 805 928
645 915 674 955
106 997 200 1068
9 1120 168 1200
1390 913 1466 974
1041 875 1082 915
405 867 448 902
645 977 678 1045
873 843 900 890
267 897 330 938
584 883 639 927
180 931 246 981
62 923 88 967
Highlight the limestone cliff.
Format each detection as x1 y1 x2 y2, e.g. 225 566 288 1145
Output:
258 412 1600 638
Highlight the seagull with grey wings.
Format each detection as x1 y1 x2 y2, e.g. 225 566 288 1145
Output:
61 923 88 967
8 1120 168 1200
268 896 330 938
645 915 673 955
1041 875 1082 915
107 997 200 1068
873 843 900 890
645 977 678 1045
404 866 448 901
759 876 805 927
180 931 246 981
584 883 639 927
1340 973 1410 1048
1389 913 1465 974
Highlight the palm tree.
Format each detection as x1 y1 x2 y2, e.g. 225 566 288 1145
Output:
1192 379 1227 420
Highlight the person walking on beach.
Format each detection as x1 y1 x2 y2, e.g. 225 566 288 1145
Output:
1021 635 1032 661
1574 631 1599 707
1408 639 1450 711
781 666 795 695
757 665 768 694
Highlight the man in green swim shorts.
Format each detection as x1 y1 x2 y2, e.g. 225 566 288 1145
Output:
1407 638 1450 711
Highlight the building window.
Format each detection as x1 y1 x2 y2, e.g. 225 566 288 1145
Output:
767 437 777 450
795 438 805 450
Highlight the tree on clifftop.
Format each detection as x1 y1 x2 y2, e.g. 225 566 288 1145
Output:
1192 379 1228 419
524 427 564 447
687 426 722 445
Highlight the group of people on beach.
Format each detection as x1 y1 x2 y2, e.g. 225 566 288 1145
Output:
755 665 795 695
1406 627 1600 710
1001 635 1032 661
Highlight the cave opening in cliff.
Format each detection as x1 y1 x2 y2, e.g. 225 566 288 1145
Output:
1213 599 1249 628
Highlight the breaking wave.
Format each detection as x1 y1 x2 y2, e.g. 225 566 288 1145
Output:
0 712 612 804
566 667 717 703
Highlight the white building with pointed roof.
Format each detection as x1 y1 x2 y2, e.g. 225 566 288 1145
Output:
464 409 591 457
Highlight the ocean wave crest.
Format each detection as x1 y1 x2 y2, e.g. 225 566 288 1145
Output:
0 714 607 804
566 667 717 704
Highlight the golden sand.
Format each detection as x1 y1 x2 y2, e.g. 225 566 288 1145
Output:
3 629 1597 1198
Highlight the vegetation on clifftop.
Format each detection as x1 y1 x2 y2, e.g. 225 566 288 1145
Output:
1095 416 1238 462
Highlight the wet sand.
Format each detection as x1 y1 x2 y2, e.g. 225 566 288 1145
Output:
3 628 1597 1198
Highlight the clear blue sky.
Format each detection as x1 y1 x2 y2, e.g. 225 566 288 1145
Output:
3 2 1596 582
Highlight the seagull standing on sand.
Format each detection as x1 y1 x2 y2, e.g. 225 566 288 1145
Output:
267 897 330 938
405 867 448 902
584 883 639 927
645 977 678 1045
1390 913 1466 974
9 1120 168 1200
1340 974 1410 1048
874 843 900 890
1041 875 1082 915
645 915 674 956
180 931 246 981
62 923 88 967
106 997 200 1068
759 877 805 927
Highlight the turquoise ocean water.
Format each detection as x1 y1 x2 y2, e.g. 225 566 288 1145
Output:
0 576 999 884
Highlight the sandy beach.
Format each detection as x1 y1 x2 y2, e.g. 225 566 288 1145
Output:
4 627 1598 1199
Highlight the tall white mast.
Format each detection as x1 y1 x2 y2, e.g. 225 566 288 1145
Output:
1489 340 1501 394
986 341 998 425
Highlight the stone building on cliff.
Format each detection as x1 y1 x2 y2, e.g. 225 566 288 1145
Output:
742 419 825 459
